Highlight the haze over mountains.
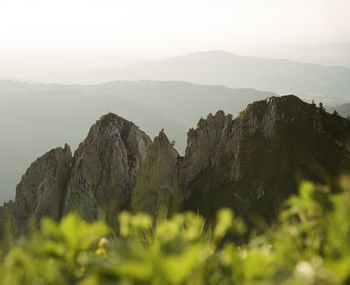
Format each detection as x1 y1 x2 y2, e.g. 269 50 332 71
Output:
1 47 350 106
0 80 276 203
2 46 350 204
22 50 348 105
1 43 350 205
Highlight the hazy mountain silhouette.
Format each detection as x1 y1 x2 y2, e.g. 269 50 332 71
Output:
84 51 350 103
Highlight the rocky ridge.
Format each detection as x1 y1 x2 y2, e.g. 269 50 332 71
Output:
182 96 350 221
2 95 350 235
131 129 180 217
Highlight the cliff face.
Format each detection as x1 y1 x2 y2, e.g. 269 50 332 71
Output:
63 113 151 222
181 96 350 221
10 113 151 234
131 130 179 217
3 95 350 234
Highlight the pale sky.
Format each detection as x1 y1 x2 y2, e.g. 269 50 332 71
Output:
0 0 349 54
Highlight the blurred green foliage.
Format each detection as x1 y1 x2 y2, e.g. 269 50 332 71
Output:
1 180 350 284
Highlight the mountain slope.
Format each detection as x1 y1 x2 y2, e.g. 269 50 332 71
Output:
181 96 350 222
2 95 350 235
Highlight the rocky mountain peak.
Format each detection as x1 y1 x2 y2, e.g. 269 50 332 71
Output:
155 129 171 145
180 110 233 188
3 95 350 234
131 130 179 217
64 113 151 222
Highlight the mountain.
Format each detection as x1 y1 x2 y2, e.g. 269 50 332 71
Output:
181 96 350 222
83 51 350 103
0 80 276 204
2 95 350 236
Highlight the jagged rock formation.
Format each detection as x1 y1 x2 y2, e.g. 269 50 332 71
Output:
63 113 151 222
179 110 231 189
2 95 350 235
131 130 179 217
7 113 151 234
181 96 350 222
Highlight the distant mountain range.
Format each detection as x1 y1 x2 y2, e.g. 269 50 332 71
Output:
3 50 350 104
0 80 276 204
72 50 350 104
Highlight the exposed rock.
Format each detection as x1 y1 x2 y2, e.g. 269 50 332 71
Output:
63 113 151 221
131 130 179 217
182 95 350 222
14 144 72 234
2 95 350 234
179 110 231 190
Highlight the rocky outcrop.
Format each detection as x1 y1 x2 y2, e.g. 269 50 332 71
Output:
10 113 151 234
179 110 233 189
15 144 72 233
182 95 350 222
131 130 179 217
2 95 350 235
63 113 151 221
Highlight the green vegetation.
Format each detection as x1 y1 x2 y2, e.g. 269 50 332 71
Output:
1 180 350 284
